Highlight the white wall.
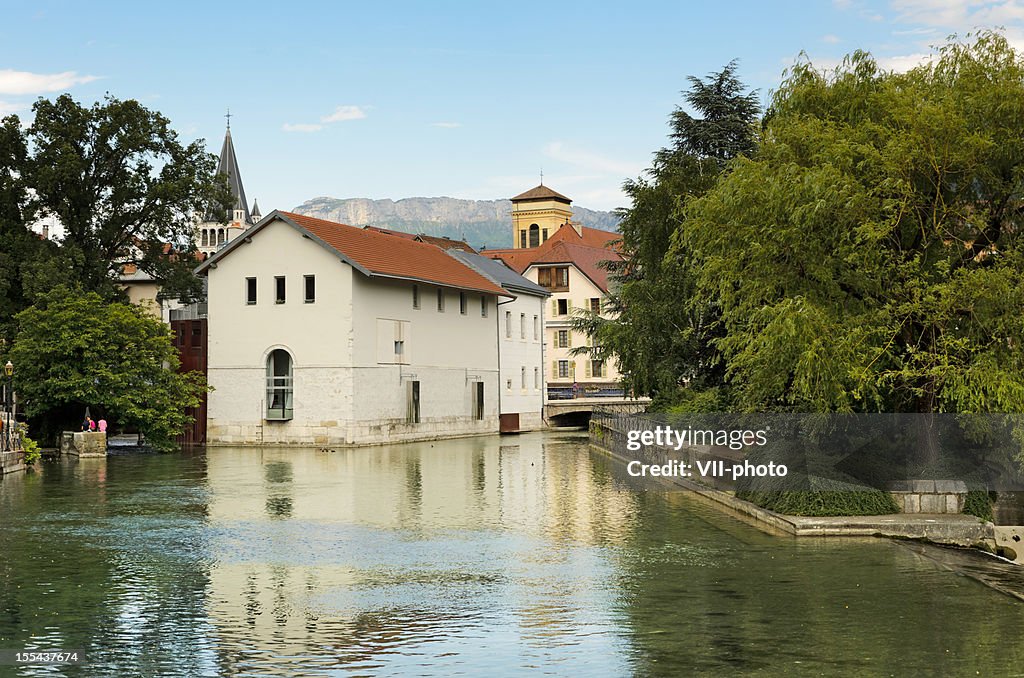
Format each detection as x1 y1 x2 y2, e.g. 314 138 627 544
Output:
206 217 504 446
206 218 355 445
496 292 546 430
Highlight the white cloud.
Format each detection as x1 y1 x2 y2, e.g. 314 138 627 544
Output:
0 100 26 116
543 141 643 177
0 69 99 95
282 123 324 133
822 34 842 43
321 105 367 123
431 121 461 128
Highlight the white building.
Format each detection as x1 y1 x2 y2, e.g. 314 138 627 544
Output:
196 210 511 446
448 250 549 432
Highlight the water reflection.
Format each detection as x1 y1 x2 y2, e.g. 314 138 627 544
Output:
0 433 1022 676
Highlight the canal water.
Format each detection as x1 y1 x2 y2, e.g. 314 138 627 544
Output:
1 432 1023 677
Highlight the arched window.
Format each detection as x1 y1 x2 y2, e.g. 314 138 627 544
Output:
528 223 540 248
201 229 209 247
266 349 293 420
218 228 225 245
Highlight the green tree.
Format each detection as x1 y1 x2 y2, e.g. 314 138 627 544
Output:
25 94 228 303
10 287 207 450
677 32 1024 415
573 62 759 407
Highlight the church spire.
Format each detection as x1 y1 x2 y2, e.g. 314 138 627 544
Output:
215 117 251 225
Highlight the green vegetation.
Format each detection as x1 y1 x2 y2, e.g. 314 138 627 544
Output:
10 287 206 451
593 33 1024 417
0 95 224 445
736 489 900 517
572 61 759 409
962 490 995 522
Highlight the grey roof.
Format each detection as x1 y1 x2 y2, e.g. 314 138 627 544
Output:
448 249 550 297
207 128 251 224
251 198 262 219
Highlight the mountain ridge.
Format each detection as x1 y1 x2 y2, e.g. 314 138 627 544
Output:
291 196 620 250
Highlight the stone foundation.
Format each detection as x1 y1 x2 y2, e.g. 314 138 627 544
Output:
61 431 107 457
887 480 968 514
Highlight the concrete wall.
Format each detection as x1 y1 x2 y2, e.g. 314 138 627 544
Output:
496 293 545 429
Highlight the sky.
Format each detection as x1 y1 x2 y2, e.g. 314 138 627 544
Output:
2 0 1024 215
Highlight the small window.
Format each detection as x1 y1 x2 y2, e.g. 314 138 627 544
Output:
190 325 202 347
519 231 527 248
528 224 540 248
460 292 467 315
506 378 513 391
590 297 601 313
201 230 209 247
304 275 316 303
413 285 420 309
407 380 420 423
521 366 526 389
520 313 526 339
558 360 570 379
592 359 605 378
556 268 569 289
505 311 512 338
557 299 568 316
533 315 539 340
481 296 488 317
246 277 257 305
275 276 286 304
437 288 445 312
541 228 548 242
534 367 539 389
395 340 405 359
557 330 568 348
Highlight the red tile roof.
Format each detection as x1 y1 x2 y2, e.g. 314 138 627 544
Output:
363 225 418 240
365 226 477 252
483 222 622 291
198 211 508 296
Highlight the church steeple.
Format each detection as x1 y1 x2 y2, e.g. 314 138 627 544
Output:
215 115 251 226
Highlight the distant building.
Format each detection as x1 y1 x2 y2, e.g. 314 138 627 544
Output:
196 119 262 255
485 185 623 398
197 210 510 446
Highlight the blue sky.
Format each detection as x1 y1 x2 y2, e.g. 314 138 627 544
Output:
3 0 1023 213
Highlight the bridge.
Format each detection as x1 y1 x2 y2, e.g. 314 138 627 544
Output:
545 397 650 427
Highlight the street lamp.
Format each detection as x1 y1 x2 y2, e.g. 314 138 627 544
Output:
3 361 11 453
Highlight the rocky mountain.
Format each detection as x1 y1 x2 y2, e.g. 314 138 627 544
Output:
291 196 620 250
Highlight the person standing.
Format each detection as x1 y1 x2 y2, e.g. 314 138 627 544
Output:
98 418 107 434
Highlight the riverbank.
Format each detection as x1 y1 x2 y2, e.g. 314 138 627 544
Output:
588 418 999 552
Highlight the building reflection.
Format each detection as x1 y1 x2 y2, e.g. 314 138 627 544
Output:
201 433 640 673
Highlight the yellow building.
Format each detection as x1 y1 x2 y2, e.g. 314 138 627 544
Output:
511 185 573 249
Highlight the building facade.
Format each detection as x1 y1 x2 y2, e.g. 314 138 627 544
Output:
197 211 509 446
449 250 548 432
485 185 623 398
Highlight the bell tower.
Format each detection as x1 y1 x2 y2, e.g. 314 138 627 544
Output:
510 184 573 249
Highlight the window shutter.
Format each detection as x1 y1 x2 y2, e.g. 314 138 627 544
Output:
585 360 592 378
567 332 573 348
552 299 558 316
551 360 557 377
570 361 576 376
567 299 573 311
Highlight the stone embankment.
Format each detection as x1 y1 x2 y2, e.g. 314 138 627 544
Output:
589 415 1000 553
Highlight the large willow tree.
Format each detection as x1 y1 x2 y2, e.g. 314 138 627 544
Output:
679 32 1024 414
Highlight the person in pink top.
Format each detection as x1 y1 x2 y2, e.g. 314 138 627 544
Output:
98 419 107 433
